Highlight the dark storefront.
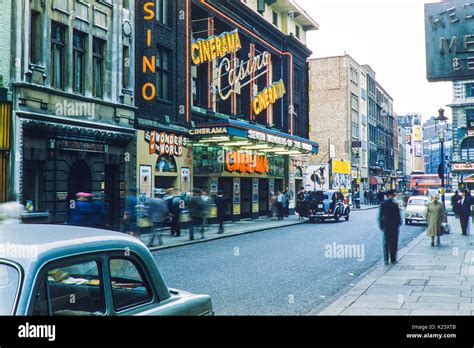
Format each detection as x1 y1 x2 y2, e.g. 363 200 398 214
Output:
19 118 134 229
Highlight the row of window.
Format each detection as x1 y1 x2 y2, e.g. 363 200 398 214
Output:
30 15 175 102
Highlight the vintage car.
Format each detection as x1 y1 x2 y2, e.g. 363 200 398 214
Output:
300 190 350 223
404 196 430 225
0 224 213 316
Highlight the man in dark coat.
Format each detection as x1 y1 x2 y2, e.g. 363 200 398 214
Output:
459 190 472 235
215 190 227 234
189 189 205 240
451 190 461 218
379 190 402 264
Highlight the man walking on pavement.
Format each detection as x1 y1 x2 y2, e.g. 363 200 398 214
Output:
379 189 401 265
426 194 445 246
215 190 227 234
451 190 461 219
189 188 205 240
148 188 170 247
166 188 183 237
459 190 472 236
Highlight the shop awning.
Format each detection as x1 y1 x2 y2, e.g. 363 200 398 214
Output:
189 119 319 155
370 176 383 185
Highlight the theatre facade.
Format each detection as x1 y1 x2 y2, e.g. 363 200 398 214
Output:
135 0 319 220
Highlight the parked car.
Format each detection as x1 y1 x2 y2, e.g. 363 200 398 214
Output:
404 196 430 225
302 190 350 223
0 224 213 316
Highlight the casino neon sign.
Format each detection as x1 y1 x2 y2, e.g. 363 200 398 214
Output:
191 29 286 115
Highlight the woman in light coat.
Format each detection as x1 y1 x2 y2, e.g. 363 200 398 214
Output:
426 195 445 246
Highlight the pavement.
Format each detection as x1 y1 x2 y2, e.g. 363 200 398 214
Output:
141 204 379 251
313 215 474 316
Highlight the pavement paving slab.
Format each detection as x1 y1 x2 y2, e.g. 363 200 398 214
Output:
312 216 474 316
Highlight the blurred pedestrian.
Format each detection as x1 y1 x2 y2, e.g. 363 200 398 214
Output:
69 192 93 227
189 189 205 240
459 190 472 236
296 187 306 219
426 194 445 246
364 190 369 205
283 188 290 218
201 190 211 231
124 189 138 235
215 190 227 234
270 191 278 218
166 188 184 237
276 191 284 220
148 188 170 247
90 192 107 229
451 190 461 219
379 189 401 265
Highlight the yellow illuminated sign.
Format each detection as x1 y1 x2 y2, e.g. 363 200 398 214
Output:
413 126 423 142
332 160 351 174
252 79 286 116
191 30 242 65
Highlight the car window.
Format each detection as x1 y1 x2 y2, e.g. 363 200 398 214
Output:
310 192 328 202
33 260 105 316
409 199 428 206
0 263 20 315
109 258 152 311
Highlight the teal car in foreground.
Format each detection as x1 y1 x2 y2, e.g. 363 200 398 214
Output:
0 225 213 316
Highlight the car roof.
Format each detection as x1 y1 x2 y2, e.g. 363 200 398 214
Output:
0 224 149 269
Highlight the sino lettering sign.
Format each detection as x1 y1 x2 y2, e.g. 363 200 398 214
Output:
425 0 474 81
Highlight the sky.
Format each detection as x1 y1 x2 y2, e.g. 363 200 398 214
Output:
297 0 453 122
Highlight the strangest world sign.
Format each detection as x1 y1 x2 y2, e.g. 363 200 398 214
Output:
425 0 474 81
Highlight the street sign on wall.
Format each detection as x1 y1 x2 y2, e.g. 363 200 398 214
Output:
425 1 474 81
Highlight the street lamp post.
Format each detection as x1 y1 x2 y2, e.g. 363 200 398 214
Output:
436 108 448 211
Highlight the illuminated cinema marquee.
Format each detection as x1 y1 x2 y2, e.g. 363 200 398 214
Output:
191 28 286 114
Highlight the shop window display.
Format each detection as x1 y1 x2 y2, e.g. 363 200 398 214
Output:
193 145 222 174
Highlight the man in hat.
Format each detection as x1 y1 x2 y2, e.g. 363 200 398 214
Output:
189 188 205 240
215 190 227 234
379 189 402 264
148 188 170 247
165 188 184 237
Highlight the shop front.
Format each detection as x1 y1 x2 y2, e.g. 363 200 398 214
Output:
137 129 192 199
18 117 135 228
189 120 318 221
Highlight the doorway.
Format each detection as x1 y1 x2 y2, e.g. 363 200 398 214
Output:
240 178 252 219
218 177 233 221
259 179 269 216
274 179 284 194
68 160 92 200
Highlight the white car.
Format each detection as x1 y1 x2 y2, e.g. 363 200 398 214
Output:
404 196 430 225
